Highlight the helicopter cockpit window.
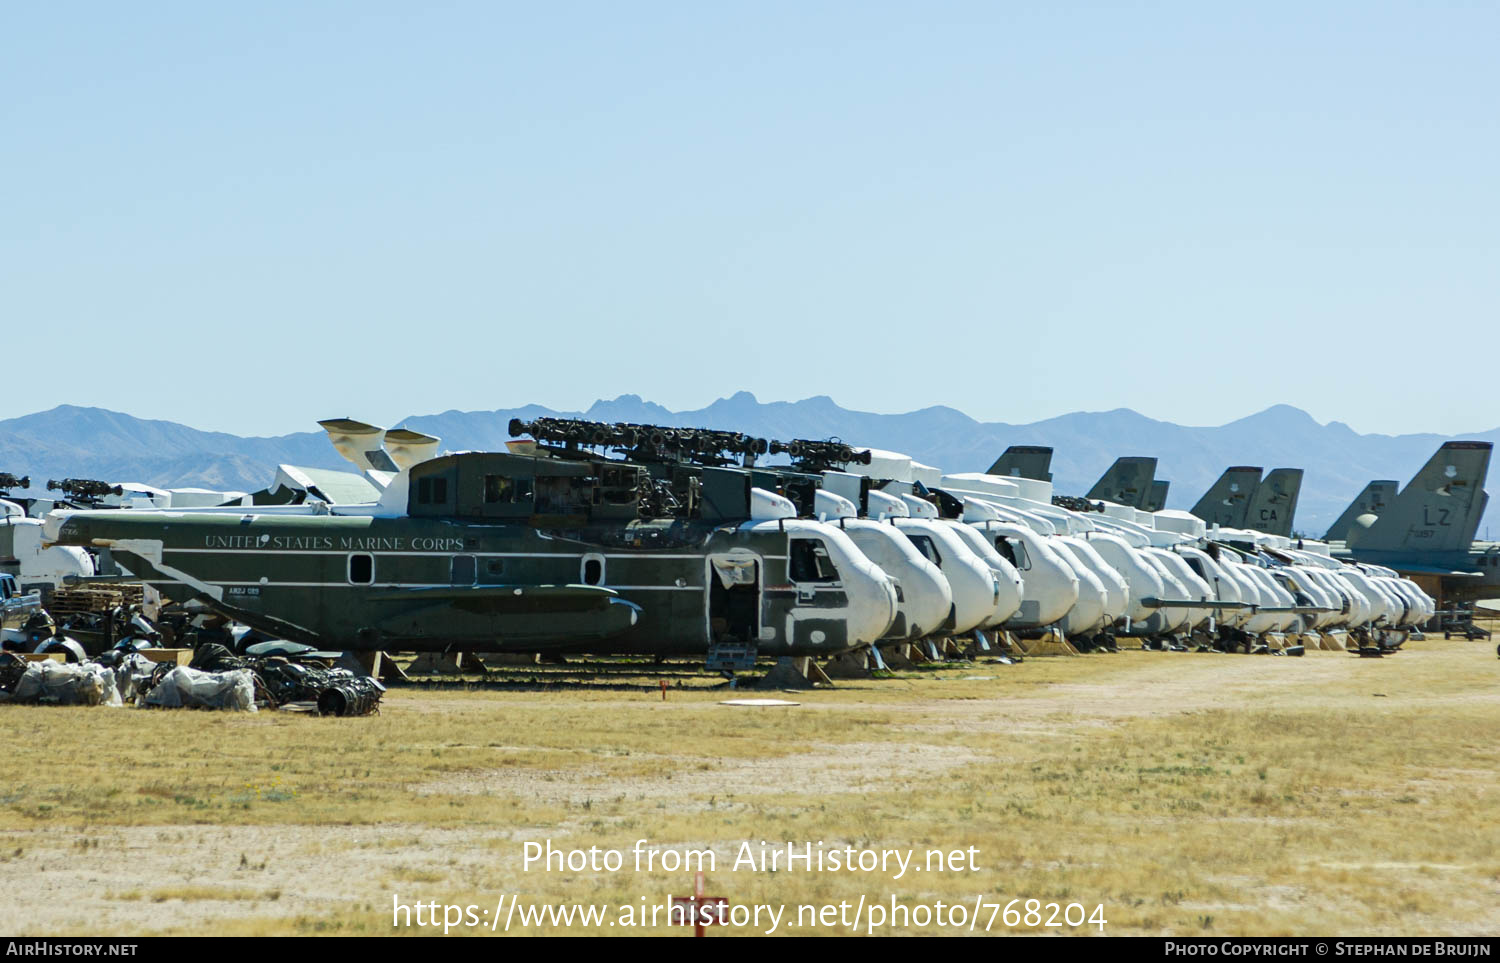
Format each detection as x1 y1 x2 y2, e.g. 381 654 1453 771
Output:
789 538 840 583
416 476 450 505
1001 538 1031 571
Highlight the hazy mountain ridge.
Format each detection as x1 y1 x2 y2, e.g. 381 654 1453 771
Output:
1 398 1495 538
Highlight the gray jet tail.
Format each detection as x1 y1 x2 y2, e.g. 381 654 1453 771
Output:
1142 479 1170 512
1245 468 1303 537
1323 480 1398 542
986 445 1053 482
1189 466 1263 529
1356 442 1492 555
1085 456 1158 508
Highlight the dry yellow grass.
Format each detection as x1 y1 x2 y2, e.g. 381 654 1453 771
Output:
2 636 1497 936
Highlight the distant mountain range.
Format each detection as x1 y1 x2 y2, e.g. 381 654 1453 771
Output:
3 395 1497 539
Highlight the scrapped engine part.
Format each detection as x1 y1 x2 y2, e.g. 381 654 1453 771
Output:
47 478 125 507
768 439 873 474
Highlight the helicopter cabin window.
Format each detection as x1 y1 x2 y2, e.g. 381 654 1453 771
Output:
533 474 591 515
789 538 840 583
999 537 1031 571
597 465 640 505
348 553 374 585
416 476 449 505
451 554 476 585
581 554 604 586
484 474 532 504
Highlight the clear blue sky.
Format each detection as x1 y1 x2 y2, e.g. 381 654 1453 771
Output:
4 2 1495 437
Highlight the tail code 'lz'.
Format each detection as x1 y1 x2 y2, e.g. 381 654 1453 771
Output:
1356 441 1492 555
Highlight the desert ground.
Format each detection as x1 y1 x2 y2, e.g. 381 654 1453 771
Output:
2 635 1497 937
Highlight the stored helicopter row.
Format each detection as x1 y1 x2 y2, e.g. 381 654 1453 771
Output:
36 414 1447 668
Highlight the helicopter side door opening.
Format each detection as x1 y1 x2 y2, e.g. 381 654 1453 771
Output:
708 555 761 644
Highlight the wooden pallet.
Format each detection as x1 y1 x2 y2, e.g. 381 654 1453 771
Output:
45 584 145 619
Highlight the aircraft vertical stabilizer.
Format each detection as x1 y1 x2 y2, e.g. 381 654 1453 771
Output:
1323 480 1398 542
1356 442 1491 555
1086 456 1157 508
1142 479 1170 512
1189 466 1263 529
1244 467 1303 537
986 445 1053 482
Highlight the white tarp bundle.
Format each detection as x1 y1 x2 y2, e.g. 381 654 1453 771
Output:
8 661 122 707
142 666 257 712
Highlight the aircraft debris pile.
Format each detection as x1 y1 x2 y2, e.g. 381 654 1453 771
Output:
187 644 385 716
0 639 383 714
1051 495 1105 513
0 653 122 706
139 662 260 711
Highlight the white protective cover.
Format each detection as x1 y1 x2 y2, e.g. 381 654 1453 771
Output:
819 471 864 504
864 490 909 520
1152 510 1207 539
967 521 1080 628
1059 536 1131 624
750 488 796 521
1176 547 1250 628
143 666 258 712
814 489 858 521
900 495 940 519
939 474 1022 500
841 449 913 483
893 519 998 634
745 519 899 649
837 518 954 640
1047 539 1110 635
1083 532 1166 625
3 518 95 590
943 522 1025 626
1138 550 1194 633
1241 565 1299 632
910 462 943 488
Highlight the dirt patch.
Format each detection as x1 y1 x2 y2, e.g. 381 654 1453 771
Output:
414 741 982 807
0 823 538 935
